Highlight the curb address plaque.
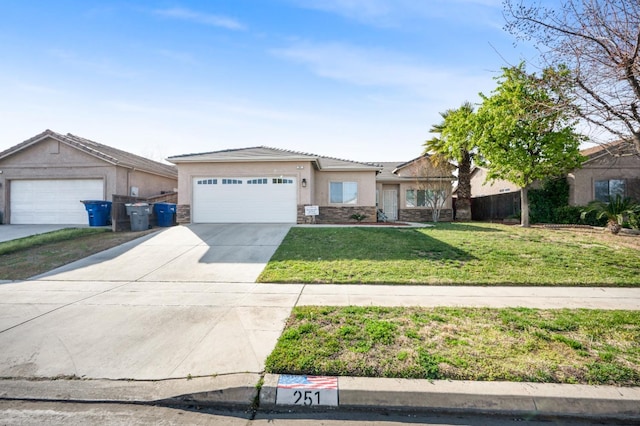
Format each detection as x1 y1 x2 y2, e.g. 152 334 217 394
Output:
276 375 338 407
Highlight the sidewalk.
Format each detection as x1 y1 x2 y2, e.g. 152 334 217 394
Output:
2 283 639 421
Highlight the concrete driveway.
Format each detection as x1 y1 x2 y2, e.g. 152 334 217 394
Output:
0 224 300 380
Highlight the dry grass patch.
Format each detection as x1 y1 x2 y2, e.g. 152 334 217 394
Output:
265 306 640 386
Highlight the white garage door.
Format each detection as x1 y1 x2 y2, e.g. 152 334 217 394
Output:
11 179 104 225
193 177 297 223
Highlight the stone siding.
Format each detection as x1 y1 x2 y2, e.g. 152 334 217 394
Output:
398 208 453 222
177 204 191 224
297 205 377 224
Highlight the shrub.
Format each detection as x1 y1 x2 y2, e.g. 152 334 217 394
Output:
529 177 570 224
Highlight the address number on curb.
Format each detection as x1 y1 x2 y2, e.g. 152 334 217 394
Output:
275 375 338 407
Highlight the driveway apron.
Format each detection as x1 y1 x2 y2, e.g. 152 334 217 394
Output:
0 224 299 380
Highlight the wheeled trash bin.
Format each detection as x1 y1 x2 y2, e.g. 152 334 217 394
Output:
125 203 151 231
81 200 112 226
153 202 176 227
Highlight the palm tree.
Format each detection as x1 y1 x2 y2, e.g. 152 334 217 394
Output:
581 194 640 234
424 102 476 221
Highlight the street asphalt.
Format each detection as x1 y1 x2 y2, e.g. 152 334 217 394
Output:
1 223 639 421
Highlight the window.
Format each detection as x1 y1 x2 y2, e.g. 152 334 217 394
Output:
330 182 358 204
247 178 267 185
406 189 446 207
222 179 242 185
273 178 294 184
197 178 217 185
595 179 625 202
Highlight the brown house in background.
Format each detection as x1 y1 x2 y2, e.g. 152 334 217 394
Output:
568 141 640 205
0 130 177 224
469 140 640 221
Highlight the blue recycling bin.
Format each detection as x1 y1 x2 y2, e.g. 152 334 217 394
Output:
82 200 112 226
153 202 176 227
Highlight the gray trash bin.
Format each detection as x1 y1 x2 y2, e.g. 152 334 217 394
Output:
125 203 151 231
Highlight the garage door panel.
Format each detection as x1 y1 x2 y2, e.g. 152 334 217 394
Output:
193 177 296 223
11 179 104 225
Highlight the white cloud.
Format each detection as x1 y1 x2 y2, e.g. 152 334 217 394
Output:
288 0 502 27
271 41 492 102
153 7 246 30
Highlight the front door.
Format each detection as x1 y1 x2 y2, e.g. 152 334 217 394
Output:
382 189 398 221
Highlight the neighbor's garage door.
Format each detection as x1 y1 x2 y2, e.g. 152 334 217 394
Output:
192 177 297 223
11 179 104 224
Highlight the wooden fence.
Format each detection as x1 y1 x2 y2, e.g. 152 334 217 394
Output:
111 192 178 232
471 192 521 221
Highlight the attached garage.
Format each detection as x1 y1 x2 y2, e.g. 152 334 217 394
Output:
10 179 104 225
192 177 297 223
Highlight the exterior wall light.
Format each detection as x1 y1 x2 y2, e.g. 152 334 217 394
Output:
301 178 307 188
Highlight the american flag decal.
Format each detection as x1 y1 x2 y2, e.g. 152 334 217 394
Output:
277 375 338 390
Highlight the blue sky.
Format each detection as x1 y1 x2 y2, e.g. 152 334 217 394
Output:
0 0 536 162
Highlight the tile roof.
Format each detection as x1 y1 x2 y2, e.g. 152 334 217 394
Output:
580 140 638 160
168 146 382 171
0 130 177 178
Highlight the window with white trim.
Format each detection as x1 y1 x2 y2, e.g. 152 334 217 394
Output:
330 182 358 204
247 178 268 184
406 189 445 207
222 179 243 185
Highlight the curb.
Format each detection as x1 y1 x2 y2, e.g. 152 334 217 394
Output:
0 373 259 408
3 374 640 421
260 375 640 421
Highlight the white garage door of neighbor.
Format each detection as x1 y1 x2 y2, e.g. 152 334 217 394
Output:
193 177 297 223
11 179 105 225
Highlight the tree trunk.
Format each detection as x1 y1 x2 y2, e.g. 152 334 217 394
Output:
455 150 472 221
520 186 530 227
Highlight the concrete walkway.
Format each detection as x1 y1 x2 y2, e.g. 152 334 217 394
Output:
1 223 640 420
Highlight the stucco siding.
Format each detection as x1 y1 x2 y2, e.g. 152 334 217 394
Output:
470 168 520 197
570 154 640 205
313 170 377 207
175 160 314 207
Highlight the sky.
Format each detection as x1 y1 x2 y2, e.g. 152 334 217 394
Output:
0 0 539 163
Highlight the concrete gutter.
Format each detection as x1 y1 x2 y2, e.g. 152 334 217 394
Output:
0 373 260 408
260 374 640 421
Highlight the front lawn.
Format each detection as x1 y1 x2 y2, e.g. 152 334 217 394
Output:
257 223 640 286
265 306 640 386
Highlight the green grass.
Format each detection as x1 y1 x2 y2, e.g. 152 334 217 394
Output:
0 228 110 255
265 306 640 386
258 223 640 285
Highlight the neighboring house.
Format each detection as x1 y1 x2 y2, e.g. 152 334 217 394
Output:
468 166 522 221
568 141 640 205
469 140 640 220
167 147 455 224
469 166 520 198
0 130 178 225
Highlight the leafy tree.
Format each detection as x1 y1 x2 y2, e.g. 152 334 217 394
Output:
503 0 640 153
424 102 475 221
475 64 586 227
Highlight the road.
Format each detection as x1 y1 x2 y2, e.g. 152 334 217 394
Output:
0 401 619 426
